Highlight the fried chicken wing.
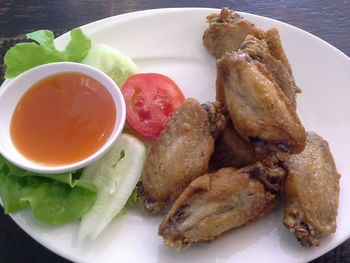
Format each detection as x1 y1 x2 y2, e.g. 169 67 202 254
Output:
239 35 298 107
283 132 340 246
138 98 224 214
216 51 306 154
203 8 264 58
159 166 281 249
209 121 256 171
203 8 300 107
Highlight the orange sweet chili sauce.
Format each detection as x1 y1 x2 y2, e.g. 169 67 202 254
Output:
10 72 116 166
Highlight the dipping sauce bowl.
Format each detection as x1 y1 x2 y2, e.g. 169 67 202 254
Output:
0 62 126 174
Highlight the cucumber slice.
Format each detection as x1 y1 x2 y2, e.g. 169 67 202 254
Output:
78 133 146 241
81 44 140 87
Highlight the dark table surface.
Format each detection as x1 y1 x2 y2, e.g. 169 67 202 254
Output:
0 0 349 262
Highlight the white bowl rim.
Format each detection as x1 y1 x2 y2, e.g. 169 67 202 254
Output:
0 62 126 174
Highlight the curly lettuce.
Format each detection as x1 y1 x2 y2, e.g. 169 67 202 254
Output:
0 155 97 226
4 28 91 78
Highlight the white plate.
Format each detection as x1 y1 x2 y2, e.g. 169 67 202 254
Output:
3 8 350 263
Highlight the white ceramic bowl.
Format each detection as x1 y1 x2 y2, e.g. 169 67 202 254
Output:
0 62 126 174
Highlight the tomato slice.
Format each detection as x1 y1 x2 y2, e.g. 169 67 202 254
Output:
121 73 185 138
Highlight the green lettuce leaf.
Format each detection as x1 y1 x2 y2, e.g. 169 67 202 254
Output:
4 28 91 79
63 28 91 62
26 30 59 54
0 155 97 226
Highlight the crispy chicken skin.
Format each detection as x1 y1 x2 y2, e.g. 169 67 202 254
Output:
159 166 280 249
283 132 340 246
264 28 293 77
209 122 257 171
138 98 224 214
203 8 264 58
216 51 306 154
239 35 298 107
